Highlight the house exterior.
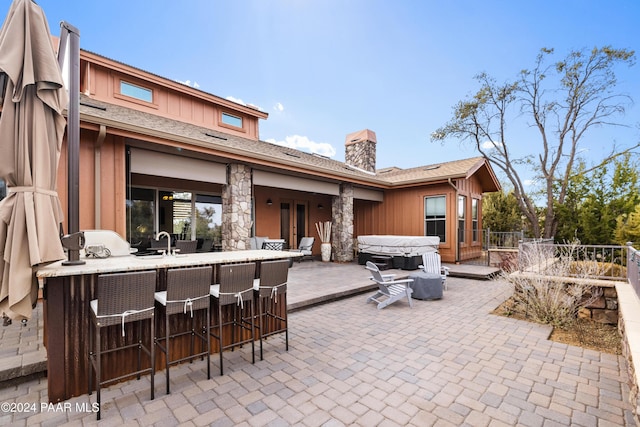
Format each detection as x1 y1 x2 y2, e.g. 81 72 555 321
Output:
45 48 500 264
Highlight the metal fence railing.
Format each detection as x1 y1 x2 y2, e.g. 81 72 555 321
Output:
627 243 640 299
518 241 629 281
485 230 524 249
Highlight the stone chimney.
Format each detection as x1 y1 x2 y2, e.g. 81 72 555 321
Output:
344 129 376 173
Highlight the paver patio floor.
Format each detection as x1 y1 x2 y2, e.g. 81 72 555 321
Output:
0 262 634 426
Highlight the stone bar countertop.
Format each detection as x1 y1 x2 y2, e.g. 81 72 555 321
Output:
36 249 301 278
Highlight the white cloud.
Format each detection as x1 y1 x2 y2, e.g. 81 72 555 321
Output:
177 79 200 88
225 96 263 111
266 135 337 157
481 140 503 150
226 95 246 106
274 102 284 112
524 179 538 186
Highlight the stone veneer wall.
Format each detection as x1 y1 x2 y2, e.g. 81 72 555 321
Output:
579 286 619 324
619 311 639 426
345 139 376 173
221 164 252 251
331 183 354 262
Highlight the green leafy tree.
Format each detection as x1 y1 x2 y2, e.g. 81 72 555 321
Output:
195 205 221 242
555 154 639 244
554 161 590 242
579 154 639 244
615 204 640 246
432 46 638 239
482 189 523 232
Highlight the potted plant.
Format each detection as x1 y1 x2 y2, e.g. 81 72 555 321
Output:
315 221 332 262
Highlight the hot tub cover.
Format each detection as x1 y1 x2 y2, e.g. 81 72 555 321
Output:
357 235 440 257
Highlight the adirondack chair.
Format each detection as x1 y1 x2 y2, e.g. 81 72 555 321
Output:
418 252 450 290
365 261 414 310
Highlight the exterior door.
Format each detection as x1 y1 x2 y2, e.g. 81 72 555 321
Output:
280 200 308 249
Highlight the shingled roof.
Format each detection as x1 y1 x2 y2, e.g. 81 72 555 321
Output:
78 95 384 184
78 96 500 192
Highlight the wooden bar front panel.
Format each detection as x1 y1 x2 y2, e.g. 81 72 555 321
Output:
43 261 288 402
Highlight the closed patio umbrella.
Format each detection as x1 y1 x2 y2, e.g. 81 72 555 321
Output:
0 0 67 321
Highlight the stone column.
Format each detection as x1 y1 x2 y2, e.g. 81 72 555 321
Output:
332 183 354 262
221 164 252 251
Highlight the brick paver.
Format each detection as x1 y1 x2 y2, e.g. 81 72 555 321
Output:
0 263 635 425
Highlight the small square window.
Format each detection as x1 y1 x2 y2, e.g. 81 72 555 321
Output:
120 81 153 103
221 112 243 128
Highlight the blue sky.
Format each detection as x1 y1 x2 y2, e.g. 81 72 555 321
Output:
9 0 639 185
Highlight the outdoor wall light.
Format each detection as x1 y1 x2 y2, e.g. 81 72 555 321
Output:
317 203 323 209
267 198 273 206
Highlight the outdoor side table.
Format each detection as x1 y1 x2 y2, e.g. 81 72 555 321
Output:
408 271 443 300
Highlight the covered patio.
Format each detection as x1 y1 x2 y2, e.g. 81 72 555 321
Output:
0 260 634 425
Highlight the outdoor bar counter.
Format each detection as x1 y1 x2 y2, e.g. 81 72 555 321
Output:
36 249 300 402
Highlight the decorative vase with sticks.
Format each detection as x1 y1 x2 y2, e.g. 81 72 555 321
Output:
315 221 332 262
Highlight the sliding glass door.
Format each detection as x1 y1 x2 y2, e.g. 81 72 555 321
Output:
127 187 222 252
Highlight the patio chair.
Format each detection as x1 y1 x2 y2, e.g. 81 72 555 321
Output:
150 237 170 250
198 238 213 252
175 239 198 254
419 252 450 290
209 262 256 375
262 239 285 250
290 236 315 261
155 266 211 394
365 261 414 310
250 236 268 250
89 270 156 420
253 259 289 360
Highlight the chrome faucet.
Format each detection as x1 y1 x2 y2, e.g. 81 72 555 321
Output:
155 231 172 256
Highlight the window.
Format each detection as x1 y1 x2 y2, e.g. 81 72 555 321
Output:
425 196 446 243
120 81 153 103
221 112 243 128
127 187 222 252
0 179 5 201
458 196 466 243
472 199 479 242
127 187 155 248
195 194 222 251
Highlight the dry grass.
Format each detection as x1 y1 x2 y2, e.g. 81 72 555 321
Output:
493 297 622 355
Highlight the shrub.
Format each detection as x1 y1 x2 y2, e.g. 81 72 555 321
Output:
503 242 603 328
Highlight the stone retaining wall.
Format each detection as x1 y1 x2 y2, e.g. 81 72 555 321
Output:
579 285 619 325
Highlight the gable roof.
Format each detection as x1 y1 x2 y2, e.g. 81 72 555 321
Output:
78 95 501 192
377 157 501 191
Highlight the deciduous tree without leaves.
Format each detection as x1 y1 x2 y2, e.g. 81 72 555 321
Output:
432 46 638 239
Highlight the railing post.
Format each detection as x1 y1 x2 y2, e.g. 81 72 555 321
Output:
627 242 639 299
485 228 490 266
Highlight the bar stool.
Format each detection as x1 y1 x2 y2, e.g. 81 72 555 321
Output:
254 259 290 360
88 270 156 420
175 240 198 254
209 262 256 375
155 266 212 394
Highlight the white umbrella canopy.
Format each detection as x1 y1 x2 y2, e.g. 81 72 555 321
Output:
0 0 67 321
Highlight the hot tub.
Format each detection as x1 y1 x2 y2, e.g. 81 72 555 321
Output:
357 235 440 270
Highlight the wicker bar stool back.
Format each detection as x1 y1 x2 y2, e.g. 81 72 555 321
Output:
155 266 212 394
89 270 157 420
209 262 256 375
254 259 290 360
175 240 198 254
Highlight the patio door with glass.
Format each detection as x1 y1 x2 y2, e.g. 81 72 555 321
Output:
127 188 222 252
280 200 308 249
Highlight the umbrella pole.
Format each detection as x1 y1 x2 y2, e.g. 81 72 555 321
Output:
58 22 85 266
